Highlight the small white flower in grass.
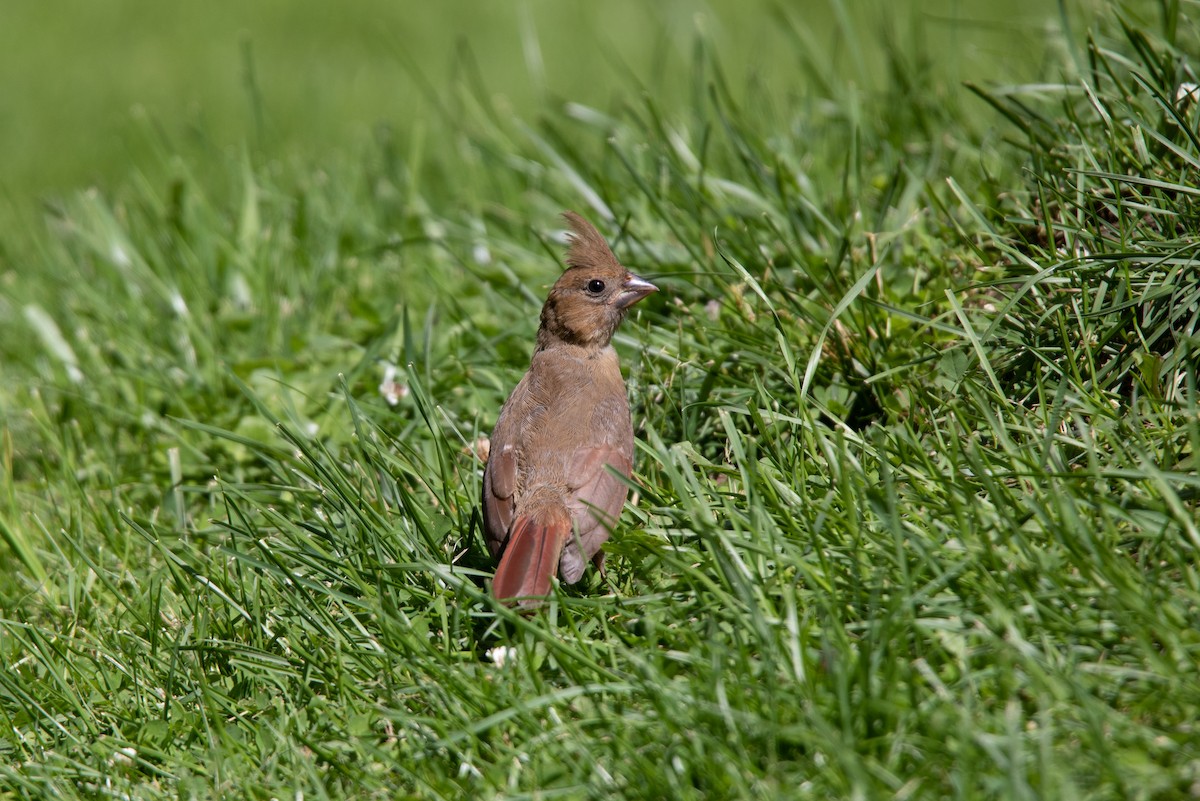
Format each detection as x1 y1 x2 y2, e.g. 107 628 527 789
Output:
1177 82 1200 104
457 761 482 779
424 220 446 241
229 273 252 310
112 746 136 766
473 243 492 265
110 243 132 268
379 363 409 406
488 646 516 667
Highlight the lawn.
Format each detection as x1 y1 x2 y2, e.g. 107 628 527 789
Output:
2 1 1198 799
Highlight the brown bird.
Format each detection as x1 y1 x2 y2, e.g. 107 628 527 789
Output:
482 211 656 603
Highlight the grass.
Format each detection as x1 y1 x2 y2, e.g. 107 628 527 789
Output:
2 1 1199 799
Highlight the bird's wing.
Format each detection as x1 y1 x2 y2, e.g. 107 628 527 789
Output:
482 444 517 558
559 442 633 583
482 379 535 558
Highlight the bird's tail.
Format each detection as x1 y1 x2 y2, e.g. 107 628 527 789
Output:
492 501 572 604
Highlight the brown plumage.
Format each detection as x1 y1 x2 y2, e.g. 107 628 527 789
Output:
482 211 656 604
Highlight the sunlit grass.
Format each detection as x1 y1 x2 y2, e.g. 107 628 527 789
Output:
2 2 1199 800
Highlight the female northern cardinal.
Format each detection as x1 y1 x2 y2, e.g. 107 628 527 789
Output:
482 211 656 603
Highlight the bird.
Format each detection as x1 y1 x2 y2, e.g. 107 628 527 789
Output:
482 211 656 604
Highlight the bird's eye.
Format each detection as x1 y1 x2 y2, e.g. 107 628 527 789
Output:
586 279 606 294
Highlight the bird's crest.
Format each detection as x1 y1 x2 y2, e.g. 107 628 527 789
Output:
563 211 622 271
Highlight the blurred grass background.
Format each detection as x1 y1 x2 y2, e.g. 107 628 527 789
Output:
0 0 1049 233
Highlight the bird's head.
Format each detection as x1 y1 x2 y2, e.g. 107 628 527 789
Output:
537 211 657 350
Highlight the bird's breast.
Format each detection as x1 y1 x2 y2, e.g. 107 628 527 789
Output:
513 346 632 482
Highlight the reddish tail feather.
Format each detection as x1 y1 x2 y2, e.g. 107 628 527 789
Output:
492 505 572 604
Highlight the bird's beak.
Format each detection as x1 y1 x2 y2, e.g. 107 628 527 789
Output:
615 273 657 309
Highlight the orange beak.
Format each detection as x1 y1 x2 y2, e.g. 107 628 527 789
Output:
615 273 657 309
